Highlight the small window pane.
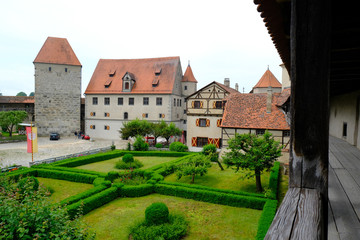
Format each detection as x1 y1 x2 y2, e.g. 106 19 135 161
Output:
129 98 134 105
92 97 98 105
118 97 123 105
156 97 162 106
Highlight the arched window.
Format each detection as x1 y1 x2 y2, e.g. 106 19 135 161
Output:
125 82 130 90
124 112 128 119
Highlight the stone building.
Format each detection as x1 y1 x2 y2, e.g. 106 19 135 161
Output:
84 57 197 140
0 96 35 122
33 37 82 136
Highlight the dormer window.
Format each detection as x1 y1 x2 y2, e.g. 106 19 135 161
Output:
155 67 162 76
109 70 116 77
104 79 112 88
122 72 135 92
124 82 130 90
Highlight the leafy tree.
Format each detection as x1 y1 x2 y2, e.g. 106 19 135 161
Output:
202 144 224 170
0 111 28 136
0 176 95 239
150 121 167 144
29 92 35 96
119 119 151 139
162 123 182 144
223 131 282 192
176 154 211 183
16 91 27 96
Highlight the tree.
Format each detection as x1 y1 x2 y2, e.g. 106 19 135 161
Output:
150 121 167 144
176 154 211 183
223 131 282 192
0 111 28 136
0 176 95 239
119 119 151 139
29 92 35 96
202 144 224 170
16 92 27 96
162 123 182 144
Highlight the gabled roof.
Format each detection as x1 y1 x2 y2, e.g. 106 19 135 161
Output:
276 88 291 106
186 81 238 99
0 96 34 104
221 93 289 130
85 57 181 94
33 37 81 66
182 65 198 83
253 69 281 89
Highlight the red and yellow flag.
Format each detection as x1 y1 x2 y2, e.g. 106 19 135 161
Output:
26 126 38 153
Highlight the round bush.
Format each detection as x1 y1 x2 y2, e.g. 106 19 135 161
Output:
145 202 169 226
122 154 134 163
202 144 218 162
169 142 188 152
133 136 149 151
17 176 39 192
155 143 163 148
115 159 143 170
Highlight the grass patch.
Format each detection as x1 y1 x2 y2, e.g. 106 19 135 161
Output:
0 134 27 142
164 163 270 194
37 177 93 203
74 156 178 173
81 194 261 240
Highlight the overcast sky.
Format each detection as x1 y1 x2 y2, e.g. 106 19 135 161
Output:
0 0 282 96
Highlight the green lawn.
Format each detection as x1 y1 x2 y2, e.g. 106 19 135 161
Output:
37 177 93 203
164 163 271 194
82 194 261 240
74 156 178 173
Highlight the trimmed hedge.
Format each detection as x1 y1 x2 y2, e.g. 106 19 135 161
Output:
59 184 110 206
67 186 119 219
154 183 266 210
268 161 280 199
93 177 111 187
105 169 145 182
32 164 107 178
255 200 278 240
159 181 265 199
120 184 154 197
36 169 97 184
2 168 37 181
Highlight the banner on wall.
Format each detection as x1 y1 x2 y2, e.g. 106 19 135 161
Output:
26 126 38 153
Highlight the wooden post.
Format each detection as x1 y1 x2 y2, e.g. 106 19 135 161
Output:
289 0 331 238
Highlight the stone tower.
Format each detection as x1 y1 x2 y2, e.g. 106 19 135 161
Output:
33 37 82 136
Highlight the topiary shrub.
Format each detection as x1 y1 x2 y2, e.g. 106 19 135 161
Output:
133 136 149 151
145 202 169 225
155 143 163 148
106 171 120 182
115 158 143 170
122 154 134 164
17 176 39 193
169 142 188 152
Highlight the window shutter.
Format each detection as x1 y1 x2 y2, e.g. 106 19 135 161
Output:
208 138 213 144
142 113 145 118
162 114 165 118
196 119 200 126
214 138 220 148
191 101 195 108
90 112 94 116
217 119 222 127
200 101 203 108
206 119 210 127
213 101 216 108
192 137 197 147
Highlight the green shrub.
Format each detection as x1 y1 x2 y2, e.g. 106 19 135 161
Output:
127 142 131 151
145 202 169 225
256 200 278 240
106 171 120 182
93 177 111 187
59 184 109 206
111 145 116 151
202 144 218 161
130 214 187 240
133 135 149 151
268 161 280 199
17 176 39 193
155 143 163 148
3 168 37 182
169 142 188 152
119 184 154 197
122 154 134 163
31 165 107 178
36 169 96 184
115 158 143 170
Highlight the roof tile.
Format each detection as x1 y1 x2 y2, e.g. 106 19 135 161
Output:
253 69 281 89
182 65 198 83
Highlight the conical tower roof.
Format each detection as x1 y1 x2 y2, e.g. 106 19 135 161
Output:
253 69 281 89
34 37 81 66
182 64 197 83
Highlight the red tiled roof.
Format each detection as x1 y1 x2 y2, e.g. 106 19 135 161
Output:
182 65 198 83
215 82 239 94
276 88 291 106
221 93 289 130
33 37 81 66
0 96 35 104
85 57 181 94
253 69 281 89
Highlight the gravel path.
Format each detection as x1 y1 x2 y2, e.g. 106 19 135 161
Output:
0 137 128 168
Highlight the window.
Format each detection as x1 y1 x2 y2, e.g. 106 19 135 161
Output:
199 118 207 127
143 113 148 118
156 97 162 106
184 109 186 114
104 97 110 105
193 101 201 109
143 97 149 105
118 97 123 105
184 86 187 90
343 122 347 138
129 98 134 105
177 99 180 107
215 101 223 109
174 99 176 107
256 129 265 135
159 113 165 118
183 120 187 124
90 125 96 129
283 130 290 137
104 112 110 117
125 82 130 90
180 99 182 107
124 112 128 119
92 97 98 105
65 68 68 72
197 137 208 147
49 67 51 71
90 112 96 116
104 125 110 130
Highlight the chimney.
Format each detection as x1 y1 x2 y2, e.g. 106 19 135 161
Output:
267 87 272 113
235 83 239 91
224 78 230 87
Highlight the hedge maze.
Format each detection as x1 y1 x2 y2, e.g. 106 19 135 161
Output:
3 150 281 239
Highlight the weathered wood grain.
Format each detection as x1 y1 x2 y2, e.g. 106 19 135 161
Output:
328 203 340 240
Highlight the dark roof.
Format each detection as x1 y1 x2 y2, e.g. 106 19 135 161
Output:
0 96 34 104
254 0 360 96
221 93 289 130
34 37 81 66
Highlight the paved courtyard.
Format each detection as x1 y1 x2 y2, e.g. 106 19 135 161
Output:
0 137 128 168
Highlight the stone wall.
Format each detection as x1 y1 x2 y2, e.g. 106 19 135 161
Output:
34 63 81 136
